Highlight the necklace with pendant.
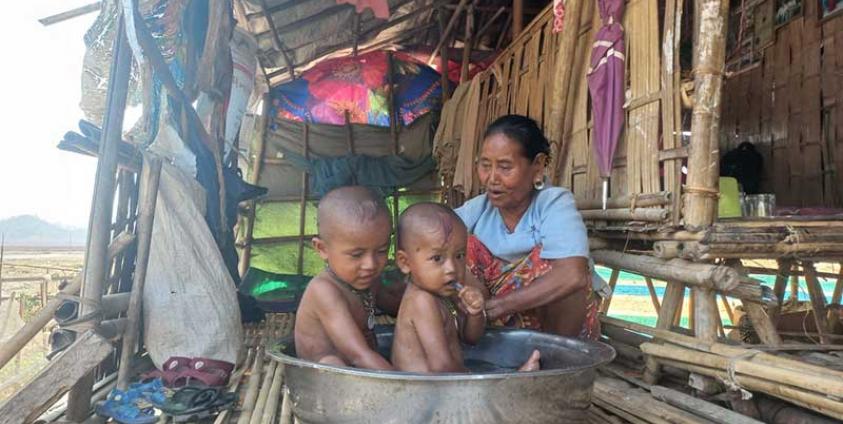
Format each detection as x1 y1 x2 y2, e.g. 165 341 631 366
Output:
326 267 376 330
441 296 460 332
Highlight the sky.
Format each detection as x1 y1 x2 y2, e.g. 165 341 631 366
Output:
0 2 100 228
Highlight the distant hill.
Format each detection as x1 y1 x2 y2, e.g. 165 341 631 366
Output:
0 215 87 247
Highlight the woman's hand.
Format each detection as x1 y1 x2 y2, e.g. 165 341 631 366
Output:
484 296 510 321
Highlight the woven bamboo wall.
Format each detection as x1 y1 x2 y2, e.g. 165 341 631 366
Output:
721 3 843 208
470 0 682 228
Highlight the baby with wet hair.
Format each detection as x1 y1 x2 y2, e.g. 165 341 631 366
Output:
391 202 540 373
294 186 396 370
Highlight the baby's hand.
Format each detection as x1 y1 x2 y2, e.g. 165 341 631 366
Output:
459 286 485 316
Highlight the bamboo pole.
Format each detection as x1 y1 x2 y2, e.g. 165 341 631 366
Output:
803 262 831 344
829 265 843 334
236 348 264 424
580 208 669 222
262 363 284 423
250 360 276 424
548 0 584 178
684 0 730 230
654 358 843 421
653 241 682 259
117 154 162 390
599 269 620 313
279 386 293 424
590 250 742 294
576 191 672 210
643 281 686 384
645 278 661 312
438 7 450 103
460 4 474 83
428 0 471 64
67 16 133 419
512 0 523 38
694 288 719 343
769 260 792 322
238 93 270 278
387 52 401 252
650 386 763 424
296 123 310 275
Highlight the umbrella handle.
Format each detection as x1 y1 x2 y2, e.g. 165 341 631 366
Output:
602 179 609 210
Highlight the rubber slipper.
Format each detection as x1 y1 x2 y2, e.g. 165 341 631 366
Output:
141 356 192 387
177 357 235 387
159 387 219 415
129 377 169 408
171 391 236 423
96 390 157 424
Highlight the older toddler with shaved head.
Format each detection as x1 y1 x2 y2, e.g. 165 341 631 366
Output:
294 186 396 370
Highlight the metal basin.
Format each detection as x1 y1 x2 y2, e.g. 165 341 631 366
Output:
268 326 615 424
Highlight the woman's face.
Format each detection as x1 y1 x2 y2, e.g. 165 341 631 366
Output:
477 133 545 211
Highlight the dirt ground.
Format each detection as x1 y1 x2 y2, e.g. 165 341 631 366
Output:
0 247 83 402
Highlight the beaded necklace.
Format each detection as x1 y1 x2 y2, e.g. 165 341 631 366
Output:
326 267 375 330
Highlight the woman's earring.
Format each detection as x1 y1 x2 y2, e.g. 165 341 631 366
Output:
533 178 545 190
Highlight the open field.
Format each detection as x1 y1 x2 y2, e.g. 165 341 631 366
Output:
0 247 83 402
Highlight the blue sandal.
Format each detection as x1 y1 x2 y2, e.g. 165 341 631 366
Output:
96 389 158 424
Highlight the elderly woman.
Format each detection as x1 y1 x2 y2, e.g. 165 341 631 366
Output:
455 115 608 339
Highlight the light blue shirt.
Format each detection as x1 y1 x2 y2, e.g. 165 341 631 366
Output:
455 186 610 296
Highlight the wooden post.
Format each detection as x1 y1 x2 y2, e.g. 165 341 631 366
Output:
459 4 474 83
437 7 450 103
116 154 162 390
238 94 271 278
387 52 401 249
599 269 620 314
643 281 686 384
684 0 730 230
67 16 133 420
803 262 831 344
512 0 523 38
296 124 310 275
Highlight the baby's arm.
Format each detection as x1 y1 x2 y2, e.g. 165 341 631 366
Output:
410 293 467 373
458 287 486 345
311 280 393 370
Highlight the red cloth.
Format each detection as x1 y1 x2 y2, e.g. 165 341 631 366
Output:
337 0 390 19
466 235 600 340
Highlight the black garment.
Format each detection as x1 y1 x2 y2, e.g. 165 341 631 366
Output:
721 142 763 194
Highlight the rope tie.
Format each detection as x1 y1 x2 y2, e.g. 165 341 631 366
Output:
721 349 762 399
684 185 721 199
691 66 724 78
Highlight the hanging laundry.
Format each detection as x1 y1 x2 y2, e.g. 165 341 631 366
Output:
552 0 566 33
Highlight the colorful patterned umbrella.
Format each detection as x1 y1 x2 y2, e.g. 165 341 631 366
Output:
587 0 625 209
270 51 441 128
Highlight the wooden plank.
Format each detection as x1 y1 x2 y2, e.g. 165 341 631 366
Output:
0 331 112 424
